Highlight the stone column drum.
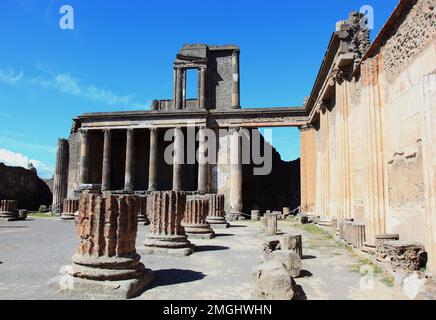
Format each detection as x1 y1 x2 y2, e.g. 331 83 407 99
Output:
52 192 154 299
265 213 278 237
351 223 366 249
376 233 400 262
52 138 69 214
251 210 260 221
142 191 193 256
205 193 230 228
61 198 79 220
137 195 150 225
182 196 215 239
0 200 18 221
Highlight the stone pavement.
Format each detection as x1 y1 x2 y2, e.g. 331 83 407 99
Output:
0 217 394 300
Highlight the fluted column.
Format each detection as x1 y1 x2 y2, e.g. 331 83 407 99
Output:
206 193 229 228
142 191 193 256
198 67 206 109
124 129 135 192
61 198 79 220
0 200 18 220
183 196 214 239
172 127 183 191
79 129 89 186
231 50 240 109
230 127 243 215
56 192 154 299
175 67 183 110
52 138 69 214
197 126 208 193
101 130 111 191
148 128 158 191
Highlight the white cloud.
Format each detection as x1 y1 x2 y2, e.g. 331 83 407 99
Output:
0 148 54 179
33 73 132 105
0 68 23 84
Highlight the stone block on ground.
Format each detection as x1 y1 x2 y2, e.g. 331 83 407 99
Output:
279 234 303 258
383 240 427 273
253 261 296 300
267 250 302 278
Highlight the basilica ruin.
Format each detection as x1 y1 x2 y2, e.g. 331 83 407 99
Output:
1 0 435 300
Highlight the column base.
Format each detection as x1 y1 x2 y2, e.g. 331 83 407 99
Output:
183 223 216 239
49 269 154 300
206 216 230 229
49 253 154 299
141 234 194 256
226 212 244 222
0 212 20 221
138 215 150 225
60 212 76 221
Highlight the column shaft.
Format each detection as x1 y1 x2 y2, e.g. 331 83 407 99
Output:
101 130 111 191
199 67 206 109
172 127 183 191
230 128 243 213
148 128 158 191
124 129 135 192
197 126 208 193
79 130 89 185
231 50 240 109
52 138 69 213
175 68 183 109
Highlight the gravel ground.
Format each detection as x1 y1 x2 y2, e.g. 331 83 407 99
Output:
0 217 394 300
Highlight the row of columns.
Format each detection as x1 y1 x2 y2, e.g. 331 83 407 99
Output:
79 127 209 194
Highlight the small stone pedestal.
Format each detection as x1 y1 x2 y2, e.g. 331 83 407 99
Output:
183 196 215 239
205 194 229 228
282 207 291 218
142 191 193 256
61 198 79 220
50 192 154 299
331 217 338 236
260 216 268 230
339 218 354 240
251 210 261 221
351 223 366 249
280 234 303 258
265 213 278 236
137 195 150 225
0 200 19 221
376 233 400 262
384 241 427 273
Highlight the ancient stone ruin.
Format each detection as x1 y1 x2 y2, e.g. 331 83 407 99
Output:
183 195 215 239
142 191 193 256
52 192 154 299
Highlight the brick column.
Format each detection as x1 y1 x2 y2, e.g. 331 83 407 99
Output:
206 193 230 228
183 196 215 239
197 126 208 193
61 198 79 220
124 129 135 192
172 127 183 191
148 128 158 191
52 138 69 214
137 195 150 225
0 200 18 221
101 129 111 191
142 191 193 256
51 192 154 299
79 129 89 186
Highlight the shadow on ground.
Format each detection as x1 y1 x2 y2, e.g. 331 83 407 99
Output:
148 269 206 288
195 245 230 252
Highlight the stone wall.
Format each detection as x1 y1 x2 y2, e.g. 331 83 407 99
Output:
306 0 436 272
0 163 52 211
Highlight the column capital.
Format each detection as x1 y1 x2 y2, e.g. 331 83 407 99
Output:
126 128 135 135
149 127 158 134
103 129 111 136
79 128 89 136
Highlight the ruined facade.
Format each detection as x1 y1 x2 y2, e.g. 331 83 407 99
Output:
52 0 436 275
300 0 436 272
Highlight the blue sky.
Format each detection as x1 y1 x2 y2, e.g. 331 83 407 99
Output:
0 0 399 178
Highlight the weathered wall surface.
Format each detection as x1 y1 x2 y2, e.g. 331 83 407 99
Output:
0 163 52 211
306 0 436 272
